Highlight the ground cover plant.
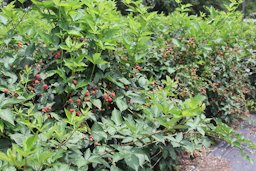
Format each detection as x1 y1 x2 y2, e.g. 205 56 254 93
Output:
0 0 255 170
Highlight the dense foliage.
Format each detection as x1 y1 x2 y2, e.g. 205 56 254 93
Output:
128 0 256 16
0 0 255 170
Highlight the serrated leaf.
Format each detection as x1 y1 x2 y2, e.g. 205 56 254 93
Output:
0 15 8 25
176 133 183 142
111 108 123 126
24 134 38 151
65 36 72 48
138 77 148 88
116 97 128 112
1 98 25 108
172 38 181 47
0 109 15 125
25 43 35 56
124 154 140 171
10 133 25 146
67 30 82 36
110 166 122 171
0 151 9 161
92 99 102 109
118 78 131 85
93 53 101 62
91 123 107 141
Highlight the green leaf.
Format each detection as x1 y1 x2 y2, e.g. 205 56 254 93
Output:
25 43 35 56
133 150 149 167
4 72 18 85
1 98 25 108
112 153 124 163
65 36 72 48
172 38 181 47
116 97 128 112
67 30 82 36
67 131 84 144
24 134 38 151
124 154 140 171
176 133 183 142
0 109 15 125
92 99 102 109
111 108 123 126
197 127 205 136
93 53 101 62
138 77 148 88
84 148 91 160
167 68 175 74
10 133 25 146
0 138 11 151
0 120 4 132
118 78 131 85
0 15 8 25
38 150 54 163
55 68 67 80
0 151 9 161
106 75 125 88
91 123 107 141
110 166 122 171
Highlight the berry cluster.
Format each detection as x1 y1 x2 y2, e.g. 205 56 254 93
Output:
50 51 62 59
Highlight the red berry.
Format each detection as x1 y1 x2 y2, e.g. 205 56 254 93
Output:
17 42 22 47
108 97 113 102
69 109 75 113
43 84 48 89
89 135 94 141
135 64 141 71
57 51 62 55
54 54 60 59
36 74 41 79
85 91 90 96
68 99 73 103
73 80 78 85
103 93 108 99
42 107 50 113
111 92 116 97
76 111 81 116
91 91 96 95
2 89 9 93
76 99 81 104
34 80 40 84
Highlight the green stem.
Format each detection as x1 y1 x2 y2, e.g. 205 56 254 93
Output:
90 64 96 81
56 128 77 149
